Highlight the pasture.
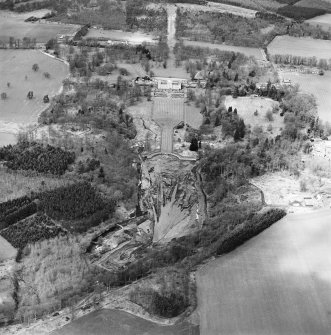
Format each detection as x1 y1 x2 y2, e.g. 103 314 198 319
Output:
183 40 265 61
85 29 156 45
52 309 198 335
0 49 69 126
197 208 331 335
0 10 79 43
268 35 331 60
278 70 331 123
224 96 283 134
306 13 331 31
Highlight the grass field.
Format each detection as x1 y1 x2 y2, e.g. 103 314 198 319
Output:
295 0 331 12
278 70 331 123
85 29 156 44
0 236 16 262
0 49 69 126
197 208 331 335
183 40 265 61
268 35 331 60
52 309 199 335
306 13 331 31
224 96 283 134
0 10 79 43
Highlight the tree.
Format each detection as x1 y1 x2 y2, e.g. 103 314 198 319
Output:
1 92 7 100
43 72 51 79
32 64 39 72
7 82 10 88
189 137 199 151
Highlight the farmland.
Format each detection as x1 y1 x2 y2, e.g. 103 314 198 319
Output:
268 35 331 60
85 29 156 45
197 209 331 335
306 13 331 31
0 10 79 43
183 40 265 61
278 70 331 123
0 49 69 125
205 0 286 11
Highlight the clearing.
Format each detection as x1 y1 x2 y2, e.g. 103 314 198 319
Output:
197 208 331 335
183 40 265 61
268 35 331 60
0 10 79 43
278 70 331 123
224 96 283 135
85 29 156 45
0 49 69 129
177 2 257 18
306 13 331 31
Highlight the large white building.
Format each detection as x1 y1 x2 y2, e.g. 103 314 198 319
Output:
153 77 187 90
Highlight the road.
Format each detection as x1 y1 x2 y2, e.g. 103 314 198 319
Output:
197 209 331 335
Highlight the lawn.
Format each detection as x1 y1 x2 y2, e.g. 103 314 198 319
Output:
183 40 265 62
278 70 331 123
197 208 331 335
306 13 331 31
0 10 79 43
0 49 69 127
268 35 331 60
52 309 199 335
224 96 283 135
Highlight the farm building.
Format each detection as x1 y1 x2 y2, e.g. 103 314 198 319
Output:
153 77 187 90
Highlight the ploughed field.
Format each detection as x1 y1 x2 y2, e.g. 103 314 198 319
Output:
197 209 331 335
268 36 331 60
0 10 79 43
52 309 199 335
0 50 69 126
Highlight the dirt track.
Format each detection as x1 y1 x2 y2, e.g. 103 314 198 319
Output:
197 209 331 335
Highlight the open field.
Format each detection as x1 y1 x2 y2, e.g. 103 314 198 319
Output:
0 236 16 262
178 2 257 18
278 70 331 123
306 13 331 31
85 29 156 45
52 309 198 335
205 0 285 11
0 10 79 43
0 50 69 127
268 35 331 60
197 208 331 335
183 40 265 61
224 96 283 135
